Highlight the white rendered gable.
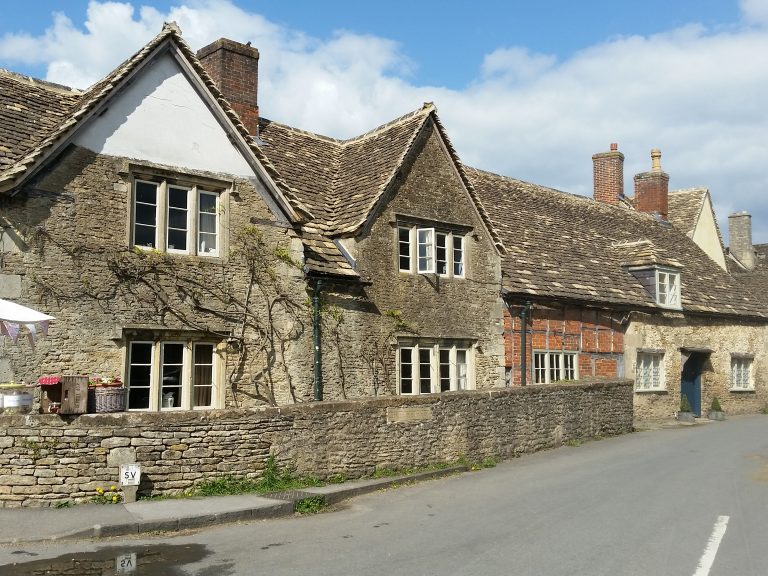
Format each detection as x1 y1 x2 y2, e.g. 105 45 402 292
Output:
73 53 254 177
692 195 728 270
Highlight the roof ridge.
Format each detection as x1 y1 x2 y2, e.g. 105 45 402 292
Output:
670 187 708 195
0 69 81 95
338 103 435 146
259 118 344 144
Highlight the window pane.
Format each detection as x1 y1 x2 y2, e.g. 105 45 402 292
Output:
439 349 450 391
193 344 214 408
453 235 464 277
400 348 413 394
135 203 157 226
417 228 434 273
135 181 157 204
563 353 576 380
419 348 432 394
399 227 411 271
134 182 157 249
161 343 184 409
198 192 218 256
128 342 152 410
436 233 447 275
167 187 188 252
456 349 467 390
549 354 561 382
534 352 547 384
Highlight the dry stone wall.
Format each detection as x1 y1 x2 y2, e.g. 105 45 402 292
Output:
0 379 632 507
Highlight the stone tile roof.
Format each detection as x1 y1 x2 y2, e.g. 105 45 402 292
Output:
0 71 80 174
468 167 766 318
258 106 505 253
729 243 768 309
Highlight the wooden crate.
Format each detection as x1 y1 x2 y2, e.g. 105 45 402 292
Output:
60 375 88 415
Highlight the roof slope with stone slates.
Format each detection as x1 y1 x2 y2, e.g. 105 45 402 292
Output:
0 71 80 173
258 106 505 253
729 243 768 309
668 187 726 249
468 167 766 318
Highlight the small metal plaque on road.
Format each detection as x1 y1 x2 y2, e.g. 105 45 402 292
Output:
116 552 137 573
120 463 141 486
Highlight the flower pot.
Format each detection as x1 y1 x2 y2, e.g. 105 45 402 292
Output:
676 411 695 423
707 410 726 421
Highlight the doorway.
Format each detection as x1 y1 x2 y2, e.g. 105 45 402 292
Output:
681 351 707 416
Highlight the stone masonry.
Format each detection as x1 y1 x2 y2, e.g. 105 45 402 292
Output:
0 380 632 507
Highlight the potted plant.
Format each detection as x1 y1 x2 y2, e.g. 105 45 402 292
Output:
708 397 726 421
677 394 695 423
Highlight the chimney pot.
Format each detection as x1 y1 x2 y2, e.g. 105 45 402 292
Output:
610 142 618 151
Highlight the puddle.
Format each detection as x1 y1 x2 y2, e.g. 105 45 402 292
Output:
1 543 233 576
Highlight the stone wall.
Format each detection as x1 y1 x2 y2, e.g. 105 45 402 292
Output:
0 379 633 507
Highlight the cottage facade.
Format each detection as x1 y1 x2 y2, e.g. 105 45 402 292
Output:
470 147 768 419
0 25 505 410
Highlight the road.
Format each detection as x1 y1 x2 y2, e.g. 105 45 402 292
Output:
2 415 768 575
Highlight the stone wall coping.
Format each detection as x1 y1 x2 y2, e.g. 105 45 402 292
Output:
0 380 632 428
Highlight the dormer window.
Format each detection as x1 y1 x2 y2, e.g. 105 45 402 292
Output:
627 265 682 309
656 268 680 308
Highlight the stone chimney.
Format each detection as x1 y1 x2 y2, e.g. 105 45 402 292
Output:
728 211 756 270
634 149 669 221
592 143 624 206
197 38 260 135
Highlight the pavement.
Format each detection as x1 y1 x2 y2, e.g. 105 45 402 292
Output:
0 466 468 544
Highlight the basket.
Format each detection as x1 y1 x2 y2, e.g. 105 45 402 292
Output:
88 387 127 413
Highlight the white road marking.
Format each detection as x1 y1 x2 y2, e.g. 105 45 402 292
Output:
693 515 730 576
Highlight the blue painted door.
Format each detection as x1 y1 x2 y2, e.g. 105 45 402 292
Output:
681 353 704 416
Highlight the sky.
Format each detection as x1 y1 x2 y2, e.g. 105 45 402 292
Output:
1 0 766 244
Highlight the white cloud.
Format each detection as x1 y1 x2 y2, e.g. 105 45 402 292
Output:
1 0 766 243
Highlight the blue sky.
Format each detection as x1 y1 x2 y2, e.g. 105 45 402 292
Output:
1 1 767 243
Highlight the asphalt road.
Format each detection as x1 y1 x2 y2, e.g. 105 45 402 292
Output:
2 415 768 576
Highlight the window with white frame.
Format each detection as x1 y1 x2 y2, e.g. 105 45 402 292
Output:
635 351 664 391
133 178 222 257
399 343 471 394
127 340 220 411
397 224 465 278
656 269 681 308
532 351 578 384
730 356 753 390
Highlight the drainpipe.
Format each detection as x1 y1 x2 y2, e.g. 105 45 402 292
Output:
520 301 532 386
312 279 323 401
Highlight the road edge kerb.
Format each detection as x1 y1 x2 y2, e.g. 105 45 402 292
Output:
5 465 469 543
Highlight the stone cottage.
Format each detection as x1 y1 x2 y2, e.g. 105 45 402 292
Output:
469 145 768 419
0 24 506 410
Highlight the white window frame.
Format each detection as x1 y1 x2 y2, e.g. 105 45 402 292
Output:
126 339 221 411
398 342 473 395
532 351 579 384
132 177 221 258
635 351 665 391
656 268 681 309
397 223 466 279
730 356 754 391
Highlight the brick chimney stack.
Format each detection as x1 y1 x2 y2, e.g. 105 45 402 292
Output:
634 148 669 221
592 143 624 206
197 38 260 135
728 211 756 270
